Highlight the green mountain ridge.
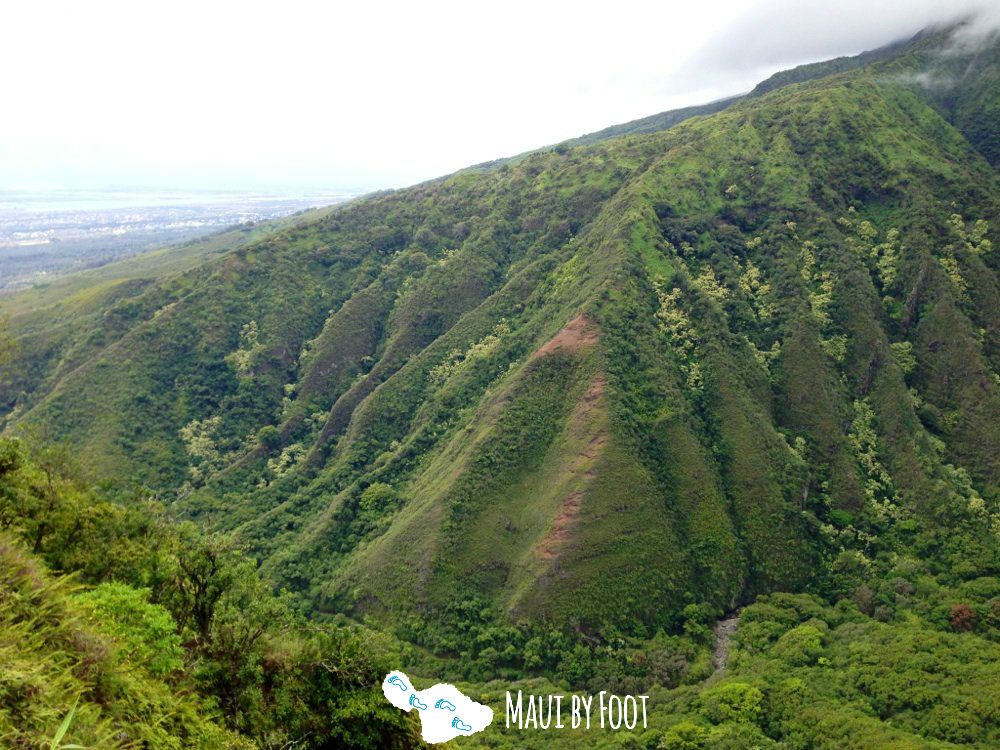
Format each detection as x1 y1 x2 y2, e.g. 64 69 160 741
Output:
6 20 1000 750
463 30 919 174
3 19 1000 657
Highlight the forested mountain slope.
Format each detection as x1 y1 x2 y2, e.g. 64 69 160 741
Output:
3 24 1000 654
0 439 422 750
0 204 343 425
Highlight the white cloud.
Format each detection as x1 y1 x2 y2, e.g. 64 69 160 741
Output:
1 0 993 191
0 0 750 189
666 0 997 97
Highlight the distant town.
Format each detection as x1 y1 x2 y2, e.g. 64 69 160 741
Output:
0 188 354 291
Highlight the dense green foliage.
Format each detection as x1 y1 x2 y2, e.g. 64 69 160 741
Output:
0 533 247 749
0 436 423 749
3 20 1000 749
748 36 909 97
463 583 1000 750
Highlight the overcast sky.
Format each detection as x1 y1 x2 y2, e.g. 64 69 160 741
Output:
1 0 993 192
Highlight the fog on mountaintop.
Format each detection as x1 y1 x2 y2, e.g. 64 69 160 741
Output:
667 0 1000 99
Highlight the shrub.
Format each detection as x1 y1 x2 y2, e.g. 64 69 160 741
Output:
950 603 975 632
771 623 825 666
659 720 709 750
257 425 281 450
698 682 764 725
0 437 23 477
76 582 184 675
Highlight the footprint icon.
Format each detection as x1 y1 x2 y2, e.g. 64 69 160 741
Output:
435 699 456 711
409 694 427 710
452 717 472 732
387 676 407 691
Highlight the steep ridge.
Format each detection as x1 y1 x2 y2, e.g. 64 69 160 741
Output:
3 25 1000 646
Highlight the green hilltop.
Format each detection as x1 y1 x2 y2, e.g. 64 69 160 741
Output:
3 21 1000 750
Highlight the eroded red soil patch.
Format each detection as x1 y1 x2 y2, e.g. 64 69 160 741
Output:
533 313 599 358
536 374 607 561
539 490 584 559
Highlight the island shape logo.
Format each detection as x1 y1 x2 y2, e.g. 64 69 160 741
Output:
382 670 493 743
